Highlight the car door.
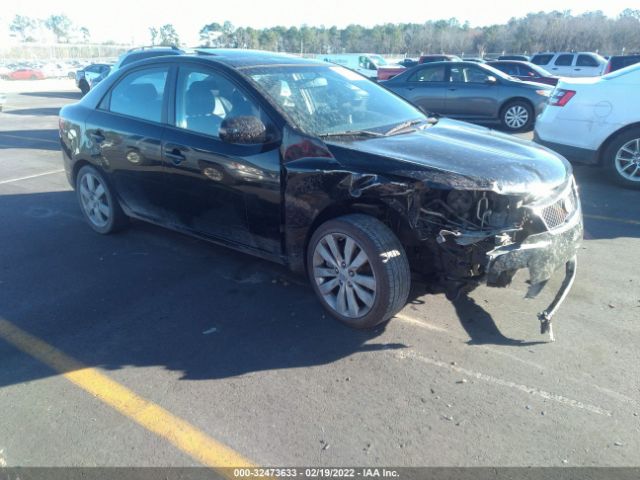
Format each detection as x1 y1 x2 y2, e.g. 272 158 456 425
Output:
160 64 282 254
391 64 447 113
444 64 500 119
85 65 170 222
548 54 575 76
574 54 603 77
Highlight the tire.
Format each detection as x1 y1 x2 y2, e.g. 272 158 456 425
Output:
500 100 533 132
603 129 640 189
76 165 128 234
79 80 90 96
307 214 411 329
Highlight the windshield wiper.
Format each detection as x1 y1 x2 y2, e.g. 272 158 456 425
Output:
319 130 385 139
384 119 431 136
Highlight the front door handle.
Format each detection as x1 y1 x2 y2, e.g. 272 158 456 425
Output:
165 148 186 165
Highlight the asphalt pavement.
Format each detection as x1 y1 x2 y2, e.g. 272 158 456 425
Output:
0 80 639 469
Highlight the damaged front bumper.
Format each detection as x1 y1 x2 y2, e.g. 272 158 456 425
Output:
485 186 583 341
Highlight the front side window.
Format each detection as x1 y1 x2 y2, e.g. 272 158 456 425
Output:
109 67 168 123
554 54 574 66
450 66 492 83
409 65 446 82
175 66 269 138
247 65 424 136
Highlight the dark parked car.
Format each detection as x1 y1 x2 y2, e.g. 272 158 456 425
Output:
604 54 640 74
382 61 553 131
89 46 184 89
76 63 111 95
487 60 559 86
59 50 582 337
498 55 530 62
419 54 461 63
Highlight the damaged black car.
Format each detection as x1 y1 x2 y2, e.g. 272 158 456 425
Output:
59 50 583 339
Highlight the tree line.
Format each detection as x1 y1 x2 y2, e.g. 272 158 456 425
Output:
198 10 640 56
8 9 640 56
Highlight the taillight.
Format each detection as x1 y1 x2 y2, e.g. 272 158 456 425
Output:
604 62 612 74
549 89 576 107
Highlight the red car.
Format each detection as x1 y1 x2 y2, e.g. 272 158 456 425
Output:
8 68 45 80
486 61 559 86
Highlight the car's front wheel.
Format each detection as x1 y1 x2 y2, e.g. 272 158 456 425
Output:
500 100 533 132
603 129 640 189
307 214 411 329
76 165 128 234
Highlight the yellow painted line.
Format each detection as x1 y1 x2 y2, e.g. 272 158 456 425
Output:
0 132 60 145
583 214 640 226
0 320 254 474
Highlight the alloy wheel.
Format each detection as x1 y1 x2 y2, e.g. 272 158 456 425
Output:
615 138 640 182
504 105 529 129
79 172 111 228
312 233 377 318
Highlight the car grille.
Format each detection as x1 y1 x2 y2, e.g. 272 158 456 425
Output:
539 183 578 230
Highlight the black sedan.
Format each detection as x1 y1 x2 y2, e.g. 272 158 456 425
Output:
382 61 553 131
59 50 582 337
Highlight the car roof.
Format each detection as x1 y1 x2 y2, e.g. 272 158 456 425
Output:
194 49 324 68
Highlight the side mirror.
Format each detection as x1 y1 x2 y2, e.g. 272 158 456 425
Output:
219 116 267 145
485 76 498 85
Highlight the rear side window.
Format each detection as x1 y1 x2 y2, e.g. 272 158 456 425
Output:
576 55 599 67
108 67 169 123
409 65 446 82
554 54 574 66
531 54 553 65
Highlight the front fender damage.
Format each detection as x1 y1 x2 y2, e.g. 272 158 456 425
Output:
282 128 582 340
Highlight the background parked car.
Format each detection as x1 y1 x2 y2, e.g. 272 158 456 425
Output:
535 62 640 188
487 60 559 85
378 54 461 81
76 63 112 95
7 68 45 80
604 54 640 74
530 52 607 77
383 61 552 131
89 46 184 90
497 54 530 61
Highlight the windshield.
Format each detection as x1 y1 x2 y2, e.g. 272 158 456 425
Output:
369 55 388 67
246 65 425 136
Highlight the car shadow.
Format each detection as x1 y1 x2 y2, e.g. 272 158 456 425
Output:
0 129 59 150
2 107 61 116
20 91 81 100
0 190 406 388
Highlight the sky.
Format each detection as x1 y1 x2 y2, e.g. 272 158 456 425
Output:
1 0 635 45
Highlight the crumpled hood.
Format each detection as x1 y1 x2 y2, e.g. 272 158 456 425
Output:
326 118 571 196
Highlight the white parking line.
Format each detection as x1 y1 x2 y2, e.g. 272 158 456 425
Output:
0 169 65 185
395 349 612 416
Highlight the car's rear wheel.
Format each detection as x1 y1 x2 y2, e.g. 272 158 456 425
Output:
500 100 533 132
604 129 640 189
76 165 128 234
307 214 410 329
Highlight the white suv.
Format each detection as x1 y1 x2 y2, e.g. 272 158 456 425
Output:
530 52 607 77
534 63 640 188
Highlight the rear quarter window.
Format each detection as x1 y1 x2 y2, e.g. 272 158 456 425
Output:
576 55 599 67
